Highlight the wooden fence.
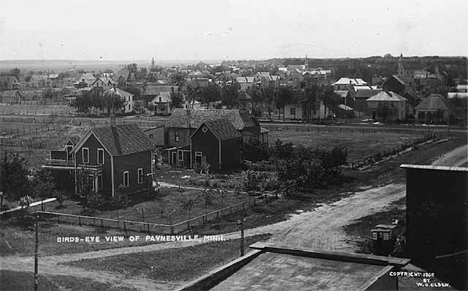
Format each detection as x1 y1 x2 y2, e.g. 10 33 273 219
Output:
262 124 437 135
36 193 277 235
347 133 437 169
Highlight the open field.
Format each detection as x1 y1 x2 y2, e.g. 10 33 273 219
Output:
269 129 426 161
0 219 164 257
0 104 76 116
65 234 270 282
0 270 137 291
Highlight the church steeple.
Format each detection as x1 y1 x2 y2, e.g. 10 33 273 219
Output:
304 54 309 69
397 53 405 78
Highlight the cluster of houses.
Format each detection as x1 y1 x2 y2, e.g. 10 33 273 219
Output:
43 106 269 196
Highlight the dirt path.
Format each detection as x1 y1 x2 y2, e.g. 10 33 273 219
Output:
1 145 465 290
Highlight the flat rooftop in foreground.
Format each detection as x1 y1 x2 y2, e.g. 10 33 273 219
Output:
177 243 410 291
211 251 390 291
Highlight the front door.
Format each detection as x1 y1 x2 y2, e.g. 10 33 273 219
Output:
171 152 177 166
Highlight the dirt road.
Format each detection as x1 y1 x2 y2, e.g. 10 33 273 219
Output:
1 145 465 290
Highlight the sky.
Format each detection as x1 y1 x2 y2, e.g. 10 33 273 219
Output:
0 0 467 61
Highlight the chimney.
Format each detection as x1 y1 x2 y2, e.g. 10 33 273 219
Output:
110 84 117 127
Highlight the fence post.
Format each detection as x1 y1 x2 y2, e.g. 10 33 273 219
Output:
79 216 81 226
101 219 104 229
147 223 150 234
124 221 127 233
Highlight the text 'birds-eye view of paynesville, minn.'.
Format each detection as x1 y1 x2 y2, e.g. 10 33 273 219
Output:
0 1 467 290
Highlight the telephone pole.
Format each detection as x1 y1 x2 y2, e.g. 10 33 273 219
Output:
34 214 39 291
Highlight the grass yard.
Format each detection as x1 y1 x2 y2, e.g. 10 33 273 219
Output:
0 219 162 257
43 186 253 228
268 129 425 161
0 104 75 116
65 234 271 282
0 270 136 291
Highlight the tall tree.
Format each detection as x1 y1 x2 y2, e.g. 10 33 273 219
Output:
0 152 30 209
170 87 184 109
221 83 240 108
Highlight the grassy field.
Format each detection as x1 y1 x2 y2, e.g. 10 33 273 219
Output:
0 270 136 291
65 234 271 282
42 185 253 228
0 104 76 116
268 130 425 161
0 218 165 257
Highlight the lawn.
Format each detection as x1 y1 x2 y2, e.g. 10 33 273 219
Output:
42 186 254 230
268 129 425 161
0 103 75 116
0 270 136 291
65 234 271 282
0 219 163 257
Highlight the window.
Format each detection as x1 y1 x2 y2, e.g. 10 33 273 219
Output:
175 130 180 142
202 126 208 133
383 232 390 241
138 168 144 184
82 147 89 164
97 174 103 190
195 151 202 165
97 148 104 165
149 134 154 139
290 107 296 115
123 171 129 188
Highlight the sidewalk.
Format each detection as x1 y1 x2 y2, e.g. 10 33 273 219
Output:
0 198 56 215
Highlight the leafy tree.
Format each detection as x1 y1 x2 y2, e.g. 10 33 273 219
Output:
75 169 94 210
0 151 30 209
170 87 184 109
242 138 270 162
180 198 196 219
198 188 216 213
9 68 20 79
30 169 56 199
221 83 240 108
199 84 221 107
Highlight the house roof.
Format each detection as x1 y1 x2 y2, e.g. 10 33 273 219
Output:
335 90 350 98
109 87 133 99
74 124 153 156
415 94 455 112
355 89 382 99
143 85 176 96
256 72 271 77
166 108 246 130
151 91 171 103
389 75 406 85
194 119 242 142
367 91 407 102
332 77 367 86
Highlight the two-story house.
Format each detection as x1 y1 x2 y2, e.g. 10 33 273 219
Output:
43 124 153 196
164 108 268 167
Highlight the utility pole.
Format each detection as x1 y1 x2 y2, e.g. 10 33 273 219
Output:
238 218 245 257
34 214 39 291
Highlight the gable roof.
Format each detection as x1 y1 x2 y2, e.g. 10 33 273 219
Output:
355 89 382 99
143 85 176 96
367 91 407 102
332 77 367 86
166 108 246 130
415 94 455 112
151 91 171 103
192 119 242 142
73 124 153 156
0 75 19 83
388 75 405 85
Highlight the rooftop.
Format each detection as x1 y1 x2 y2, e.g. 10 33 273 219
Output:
166 108 247 130
367 91 407 102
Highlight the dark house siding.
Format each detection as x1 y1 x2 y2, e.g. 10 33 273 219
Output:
166 127 194 147
405 167 467 261
220 138 241 170
191 129 220 170
113 150 151 194
404 166 467 289
383 78 405 95
75 134 113 196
